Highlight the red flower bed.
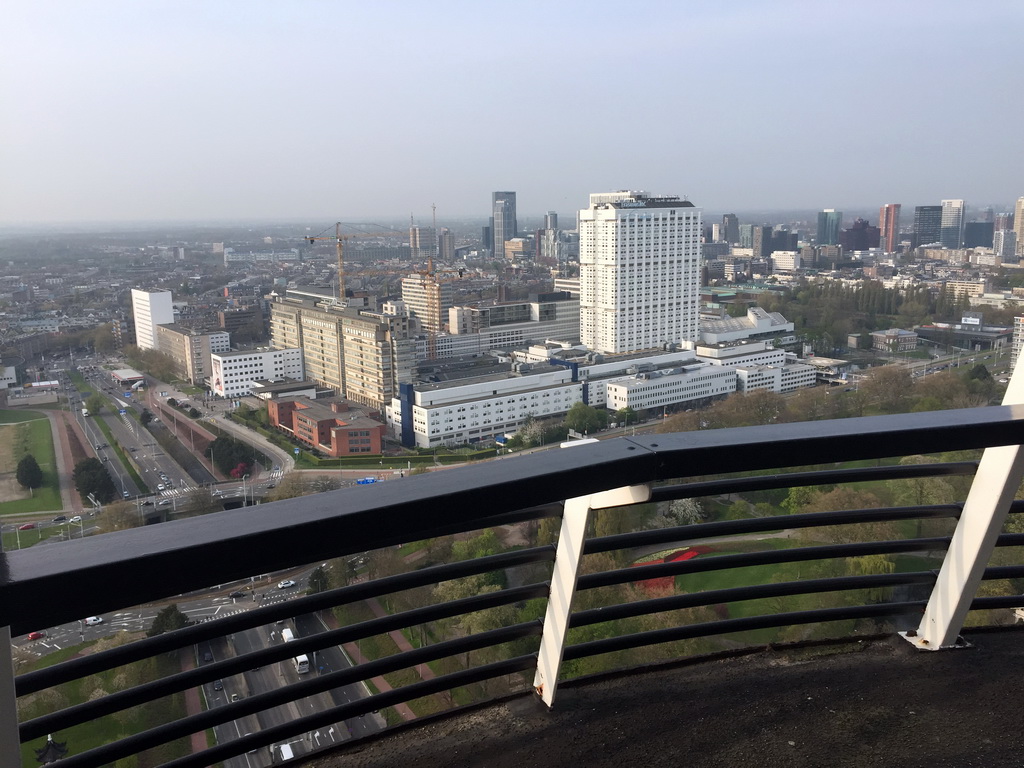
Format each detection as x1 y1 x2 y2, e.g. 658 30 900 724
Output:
631 546 713 593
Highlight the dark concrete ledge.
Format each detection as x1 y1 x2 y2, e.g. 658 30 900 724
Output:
308 627 1024 768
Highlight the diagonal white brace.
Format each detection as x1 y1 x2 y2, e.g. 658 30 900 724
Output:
534 484 650 706
903 352 1024 649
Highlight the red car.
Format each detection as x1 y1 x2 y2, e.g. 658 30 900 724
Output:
27 631 45 641
18 523 36 531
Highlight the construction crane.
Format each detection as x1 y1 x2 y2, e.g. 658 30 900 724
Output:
305 223 403 304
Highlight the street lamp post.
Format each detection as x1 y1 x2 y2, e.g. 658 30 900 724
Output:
242 474 250 507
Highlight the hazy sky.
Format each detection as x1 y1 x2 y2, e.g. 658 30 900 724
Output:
3 1 1022 225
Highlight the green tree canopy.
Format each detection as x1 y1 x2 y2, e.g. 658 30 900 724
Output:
72 457 116 503
16 454 43 490
564 402 606 435
147 604 190 637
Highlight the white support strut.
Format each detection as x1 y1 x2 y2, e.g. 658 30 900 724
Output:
534 484 650 706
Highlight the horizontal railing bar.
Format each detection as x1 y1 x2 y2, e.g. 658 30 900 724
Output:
7 406 1024 632
579 538 951 591
564 602 926 661
21 585 548 739
995 533 1024 547
971 595 1024 610
571 572 937 628
45 627 541 768
585 505 961 556
160 654 540 768
17 546 555 694
648 461 979 501
982 565 1024 579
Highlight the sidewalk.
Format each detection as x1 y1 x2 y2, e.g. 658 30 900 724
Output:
178 649 209 756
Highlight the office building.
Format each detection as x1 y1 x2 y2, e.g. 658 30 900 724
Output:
492 191 517 257
722 213 739 245
994 212 1014 232
401 274 454 334
738 224 754 248
270 291 417 410
154 325 230 386
409 226 437 261
752 225 772 260
817 210 843 246
940 199 965 249
210 347 304 398
913 205 942 247
544 211 558 230
1015 198 1024 257
268 397 385 457
839 219 881 252
878 204 901 253
578 190 701 355
964 222 994 248
130 289 175 351
438 228 455 261
994 230 1017 261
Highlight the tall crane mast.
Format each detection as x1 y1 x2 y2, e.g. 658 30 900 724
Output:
306 222 346 301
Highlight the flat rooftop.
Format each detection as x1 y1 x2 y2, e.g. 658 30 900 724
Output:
309 627 1024 768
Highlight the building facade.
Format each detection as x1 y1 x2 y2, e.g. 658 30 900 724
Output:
400 274 454 334
816 210 843 246
130 289 174 351
913 205 942 247
210 347 304 398
940 199 966 249
879 203 901 253
578 190 701 354
492 191 517 257
154 324 230 386
268 397 385 457
1014 198 1024 258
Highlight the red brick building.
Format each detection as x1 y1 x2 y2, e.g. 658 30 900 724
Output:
268 397 385 456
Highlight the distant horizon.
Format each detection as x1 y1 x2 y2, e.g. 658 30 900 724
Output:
3 2 1021 226
0 199 1018 237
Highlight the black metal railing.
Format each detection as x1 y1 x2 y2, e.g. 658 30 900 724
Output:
3 406 1024 768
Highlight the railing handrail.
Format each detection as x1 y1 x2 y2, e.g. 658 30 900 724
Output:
5 405 1024 634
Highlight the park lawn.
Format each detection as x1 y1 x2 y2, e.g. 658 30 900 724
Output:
0 413 62 516
18 640 191 767
2 524 67 551
0 409 50 424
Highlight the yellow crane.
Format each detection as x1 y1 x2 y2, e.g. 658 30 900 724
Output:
305 223 403 303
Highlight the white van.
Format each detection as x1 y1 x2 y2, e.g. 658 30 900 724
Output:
275 743 294 761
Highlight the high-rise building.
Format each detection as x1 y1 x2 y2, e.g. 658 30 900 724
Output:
1014 197 1024 257
752 225 772 260
578 190 701 354
544 211 558 230
940 199 965 249
816 209 843 246
438 228 455 261
994 212 1014 232
401 274 454 334
993 229 1017 261
492 191 517 258
738 224 754 248
409 225 437 261
722 214 739 245
878 204 901 253
913 205 942 247
963 222 994 248
839 219 881 251
130 289 175 351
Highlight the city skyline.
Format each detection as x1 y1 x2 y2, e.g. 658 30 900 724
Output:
3 1 1022 225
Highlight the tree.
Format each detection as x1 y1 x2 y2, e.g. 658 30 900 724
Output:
147 604 190 637
615 407 638 427
16 454 43 493
564 402 605 434
72 457 116 503
99 501 143 533
859 365 914 413
85 393 105 416
140 409 154 426
307 565 330 595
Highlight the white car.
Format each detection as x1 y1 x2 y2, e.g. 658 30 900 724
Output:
69 516 82 524
157 484 165 491
84 616 103 626
277 579 296 589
